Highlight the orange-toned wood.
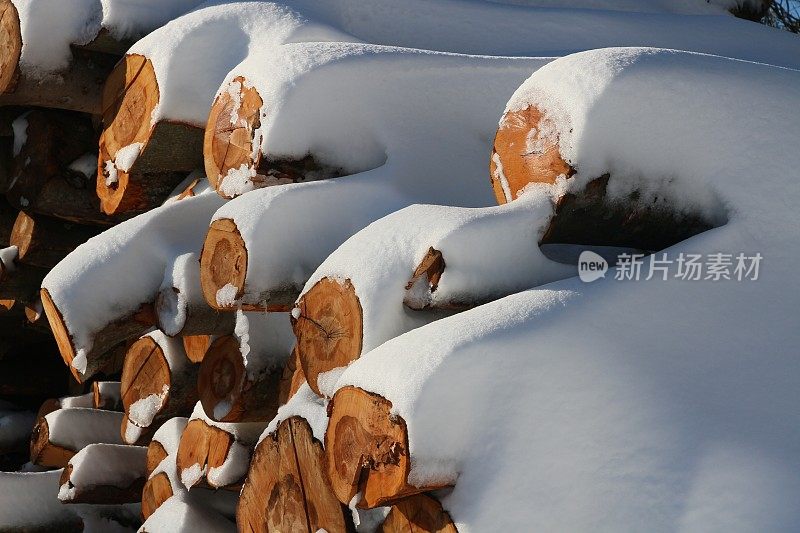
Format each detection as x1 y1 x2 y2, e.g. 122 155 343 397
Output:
293 278 363 396
10 211 100 268
278 345 306 405
59 460 146 505
237 417 350 533
29 418 74 468
404 247 445 310
200 218 247 310
92 381 123 411
326 387 450 509
141 471 173 520
197 334 281 423
0 0 21 94
380 494 458 533
183 334 212 363
40 287 156 382
175 418 234 489
146 440 168 478
490 105 573 204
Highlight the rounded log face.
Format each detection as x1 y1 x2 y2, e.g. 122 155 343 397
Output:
97 54 159 214
326 386 430 509
197 335 245 422
293 278 363 397
204 76 263 197
40 288 81 382
200 218 247 310
141 471 173 520
30 418 74 468
380 494 458 533
490 105 573 204
175 419 233 489
238 417 348 533
146 440 168 478
0 0 20 94
120 336 170 430
183 334 212 363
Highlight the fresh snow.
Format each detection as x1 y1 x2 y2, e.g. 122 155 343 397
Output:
151 417 188 458
68 152 99 177
214 283 238 308
327 47 800 531
11 112 29 156
42 188 225 377
138 495 234 533
45 408 125 450
0 245 17 270
59 391 95 409
58 443 147 502
11 0 206 76
0 470 81 529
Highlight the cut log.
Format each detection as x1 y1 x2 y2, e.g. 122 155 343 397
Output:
403 247 447 311
200 218 296 311
491 105 713 251
142 471 174 520
30 407 125 468
120 331 199 445
97 54 203 215
157 251 236 337
0 253 47 301
279 345 306 405
40 287 157 382
293 277 363 396
92 380 122 410
326 386 449 509
0 49 117 113
175 407 263 490
147 416 188 478
197 335 281 423
237 416 351 533
5 109 121 225
10 211 100 268
0 0 21 96
58 443 147 504
183 334 212 363
380 494 457 533
204 77 335 199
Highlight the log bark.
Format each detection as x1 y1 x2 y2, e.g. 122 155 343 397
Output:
120 334 199 444
237 416 352 533
97 54 203 215
0 49 117 114
175 418 238 489
197 334 281 423
58 443 147 504
326 386 450 509
30 407 125 468
491 105 714 251
199 218 296 312
380 494 458 533
403 247 447 311
5 109 122 225
10 211 100 268
93 380 122 410
293 277 363 396
141 471 174 520
183 334 212 363
0 258 47 301
40 287 157 382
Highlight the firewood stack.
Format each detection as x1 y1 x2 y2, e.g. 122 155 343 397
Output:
0 0 793 531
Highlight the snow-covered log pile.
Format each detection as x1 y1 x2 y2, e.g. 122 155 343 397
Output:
0 0 797 531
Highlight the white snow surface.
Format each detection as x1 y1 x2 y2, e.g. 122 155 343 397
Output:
0 245 17 270
58 443 147 501
68 152 100 177
45 408 125 450
0 406 35 452
0 470 81 529
329 48 800 531
151 417 188 457
157 252 207 335
11 0 206 75
138 495 234 533
262 381 329 442
11 112 29 156
128 385 168 428
233 310 294 377
129 0 800 129
306 196 574 357
189 401 264 445
42 188 225 377
58 392 94 408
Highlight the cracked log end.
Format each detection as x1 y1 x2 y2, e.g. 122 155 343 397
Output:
205 76 264 197
198 334 281 423
490 105 573 204
380 494 458 533
175 418 234 489
238 416 349 533
120 336 171 443
146 440 168 479
200 218 248 310
0 0 20 94
326 386 443 509
141 471 173 520
293 277 363 397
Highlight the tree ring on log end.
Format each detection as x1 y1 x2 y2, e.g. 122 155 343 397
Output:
293 277 363 397
141 471 173 520
120 336 170 432
200 218 247 309
197 335 246 422
0 1 20 94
